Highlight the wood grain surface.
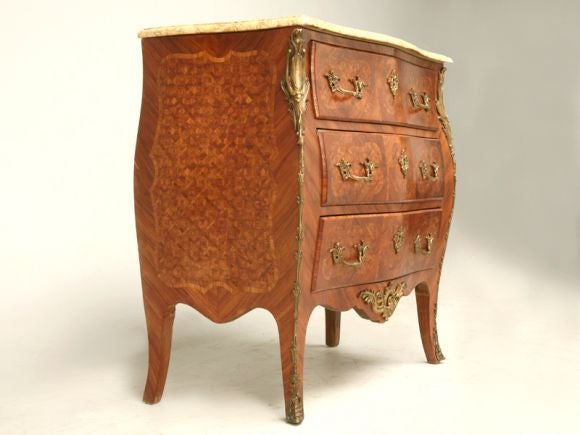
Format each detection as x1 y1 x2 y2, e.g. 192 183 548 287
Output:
311 41 439 129
312 210 442 291
319 129 444 205
150 50 279 294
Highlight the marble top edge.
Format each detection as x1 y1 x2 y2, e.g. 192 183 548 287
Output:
138 15 453 64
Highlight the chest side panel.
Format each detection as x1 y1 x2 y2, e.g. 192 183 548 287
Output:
150 50 279 294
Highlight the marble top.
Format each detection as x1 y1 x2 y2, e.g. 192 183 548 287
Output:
138 15 452 63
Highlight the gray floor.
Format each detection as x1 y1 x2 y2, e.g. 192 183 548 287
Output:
1 233 578 435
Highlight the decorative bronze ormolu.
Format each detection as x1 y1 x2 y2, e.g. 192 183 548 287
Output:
435 67 455 274
436 67 453 147
414 233 434 256
398 149 409 178
435 66 455 338
282 29 310 147
325 70 367 99
360 281 407 321
433 302 445 361
393 228 404 254
387 69 399 97
433 68 452 365
330 241 369 267
281 28 310 425
419 160 440 181
336 158 378 182
409 88 431 111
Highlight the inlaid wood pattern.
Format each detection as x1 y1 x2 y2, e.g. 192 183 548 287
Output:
313 210 442 291
150 51 279 294
311 42 439 129
319 129 444 205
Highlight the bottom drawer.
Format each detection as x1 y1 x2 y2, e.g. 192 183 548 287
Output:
312 210 441 292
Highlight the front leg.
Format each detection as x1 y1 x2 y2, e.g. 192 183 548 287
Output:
415 273 445 364
273 305 312 425
142 297 176 404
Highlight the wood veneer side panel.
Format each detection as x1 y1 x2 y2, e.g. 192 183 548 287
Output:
134 39 174 309
134 28 298 323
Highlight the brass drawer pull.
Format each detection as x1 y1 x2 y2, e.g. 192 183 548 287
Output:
325 70 367 99
336 158 378 182
360 281 407 321
330 240 369 267
409 89 431 111
419 160 439 181
414 233 434 256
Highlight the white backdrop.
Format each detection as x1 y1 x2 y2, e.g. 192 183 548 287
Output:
1 1 578 434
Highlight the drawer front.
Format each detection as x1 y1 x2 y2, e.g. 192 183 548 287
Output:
311 42 438 129
320 130 444 205
313 210 441 292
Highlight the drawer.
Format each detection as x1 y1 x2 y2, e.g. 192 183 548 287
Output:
311 42 438 129
313 210 441 292
319 130 444 206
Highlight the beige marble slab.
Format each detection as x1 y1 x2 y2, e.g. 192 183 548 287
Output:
138 15 452 63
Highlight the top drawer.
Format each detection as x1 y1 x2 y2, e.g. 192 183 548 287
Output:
311 42 439 129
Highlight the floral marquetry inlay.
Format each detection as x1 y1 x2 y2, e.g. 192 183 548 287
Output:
150 51 279 294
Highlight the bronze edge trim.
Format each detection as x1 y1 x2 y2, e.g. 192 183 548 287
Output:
433 66 454 362
281 27 310 425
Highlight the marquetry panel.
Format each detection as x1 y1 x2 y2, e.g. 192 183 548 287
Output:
150 50 279 294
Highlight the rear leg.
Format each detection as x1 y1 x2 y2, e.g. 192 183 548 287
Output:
325 309 341 347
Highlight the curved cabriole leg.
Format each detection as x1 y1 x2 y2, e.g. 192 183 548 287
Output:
274 307 310 425
142 298 176 404
415 275 445 364
325 309 341 347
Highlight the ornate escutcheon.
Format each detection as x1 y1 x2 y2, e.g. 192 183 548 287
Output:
398 149 409 178
330 240 369 267
419 160 439 181
325 70 367 99
359 281 407 321
393 228 404 254
387 69 399 97
409 89 431 111
336 158 378 182
414 233 434 256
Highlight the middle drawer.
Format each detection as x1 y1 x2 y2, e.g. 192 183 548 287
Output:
319 129 444 206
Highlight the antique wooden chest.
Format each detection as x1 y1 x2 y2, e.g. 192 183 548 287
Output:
134 16 454 424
